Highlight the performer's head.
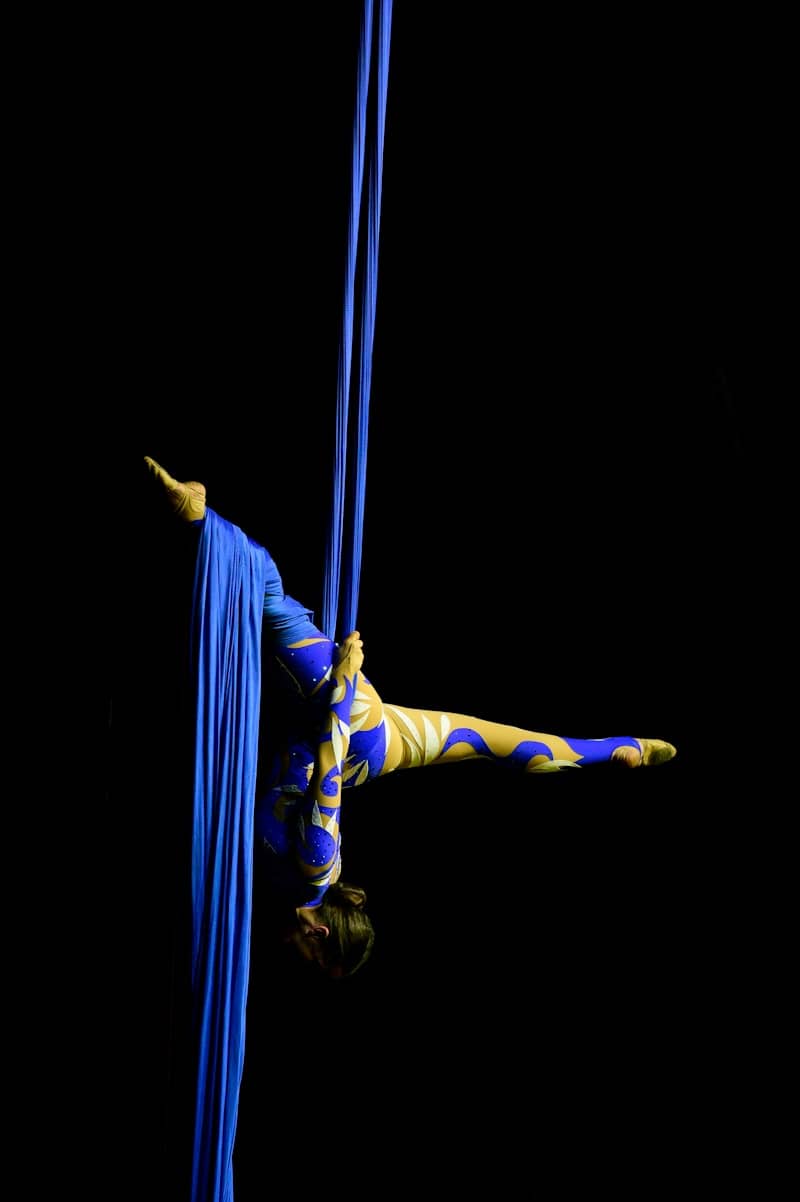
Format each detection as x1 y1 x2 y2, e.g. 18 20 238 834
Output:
287 881 375 980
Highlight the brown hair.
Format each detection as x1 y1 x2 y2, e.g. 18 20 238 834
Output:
315 881 375 979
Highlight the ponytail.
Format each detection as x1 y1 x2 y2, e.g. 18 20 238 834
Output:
317 881 375 979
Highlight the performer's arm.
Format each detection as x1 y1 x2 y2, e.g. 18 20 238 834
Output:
293 633 364 903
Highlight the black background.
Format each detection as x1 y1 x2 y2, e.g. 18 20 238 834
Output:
67 4 772 1196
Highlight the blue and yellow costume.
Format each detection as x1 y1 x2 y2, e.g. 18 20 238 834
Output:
253 542 649 910
141 456 672 914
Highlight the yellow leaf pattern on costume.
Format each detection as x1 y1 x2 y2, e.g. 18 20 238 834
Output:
343 758 369 785
422 713 441 761
353 760 370 786
385 706 454 767
401 733 423 767
530 758 581 772
322 814 339 840
387 706 424 753
330 718 344 770
350 705 372 735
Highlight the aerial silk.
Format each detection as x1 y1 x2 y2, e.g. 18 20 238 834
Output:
322 0 393 640
189 512 271 1202
187 4 394 1201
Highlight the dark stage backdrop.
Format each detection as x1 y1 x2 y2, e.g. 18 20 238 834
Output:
97 7 758 1198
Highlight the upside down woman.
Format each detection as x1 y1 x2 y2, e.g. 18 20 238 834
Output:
145 456 677 981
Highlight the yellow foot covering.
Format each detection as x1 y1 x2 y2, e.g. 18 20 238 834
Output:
144 456 207 522
638 738 677 767
612 739 677 767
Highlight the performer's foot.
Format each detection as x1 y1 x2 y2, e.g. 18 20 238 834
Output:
612 738 677 768
144 457 206 522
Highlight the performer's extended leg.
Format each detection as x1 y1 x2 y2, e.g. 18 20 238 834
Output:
378 703 676 772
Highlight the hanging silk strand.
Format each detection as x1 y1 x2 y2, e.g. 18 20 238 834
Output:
322 0 393 640
341 0 392 637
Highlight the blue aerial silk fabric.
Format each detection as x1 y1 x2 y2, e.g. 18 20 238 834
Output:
345 0 392 638
189 510 270 1202
322 0 393 641
322 0 373 641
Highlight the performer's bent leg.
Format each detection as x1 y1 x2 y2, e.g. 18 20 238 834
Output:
144 455 382 715
378 704 675 772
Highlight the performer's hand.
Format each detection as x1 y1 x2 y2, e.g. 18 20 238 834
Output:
335 630 364 677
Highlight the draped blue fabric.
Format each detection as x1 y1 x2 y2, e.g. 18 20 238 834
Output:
322 0 393 640
189 510 270 1202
